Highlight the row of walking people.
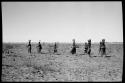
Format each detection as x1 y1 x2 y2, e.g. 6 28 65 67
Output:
27 40 57 54
27 39 106 56
71 39 106 56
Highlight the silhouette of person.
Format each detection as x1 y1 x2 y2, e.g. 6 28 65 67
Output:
99 39 106 56
37 41 42 53
71 39 76 54
54 42 57 53
27 40 31 53
87 39 91 56
101 39 106 55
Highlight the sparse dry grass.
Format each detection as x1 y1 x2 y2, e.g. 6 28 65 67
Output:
2 42 123 82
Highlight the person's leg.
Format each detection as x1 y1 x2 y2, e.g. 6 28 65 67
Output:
55 49 57 52
72 48 74 54
74 48 76 54
71 47 76 54
87 48 90 56
104 48 106 55
30 47 31 53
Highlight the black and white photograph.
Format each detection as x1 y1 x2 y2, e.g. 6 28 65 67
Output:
2 2 123 82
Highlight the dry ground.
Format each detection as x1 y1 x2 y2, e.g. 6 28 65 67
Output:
2 42 123 82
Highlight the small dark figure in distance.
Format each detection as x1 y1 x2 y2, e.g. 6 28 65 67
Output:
102 39 106 56
54 42 57 53
71 39 76 54
99 39 106 56
27 40 32 53
36 41 42 53
87 39 91 56
84 42 88 54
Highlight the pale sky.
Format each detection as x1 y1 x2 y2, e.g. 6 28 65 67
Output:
2 2 123 43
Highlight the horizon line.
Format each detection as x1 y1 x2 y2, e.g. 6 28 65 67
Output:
2 41 123 44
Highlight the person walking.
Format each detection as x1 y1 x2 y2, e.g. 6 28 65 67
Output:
87 39 91 56
54 42 57 53
99 39 106 56
36 41 42 53
27 40 32 53
71 39 76 54
84 42 88 54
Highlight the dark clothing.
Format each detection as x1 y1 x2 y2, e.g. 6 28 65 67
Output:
54 43 57 53
71 40 76 54
87 41 91 55
28 43 31 47
54 49 57 53
101 42 105 48
38 44 42 49
37 43 42 53
54 43 57 49
100 48 106 56
73 41 75 47
28 47 31 53
27 44 31 53
71 47 76 54
87 48 91 55
88 42 91 48
99 41 106 56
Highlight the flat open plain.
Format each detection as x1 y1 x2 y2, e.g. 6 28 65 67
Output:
2 42 123 82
